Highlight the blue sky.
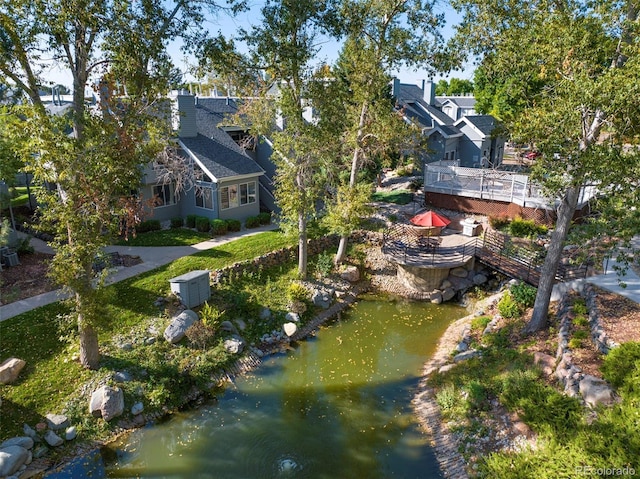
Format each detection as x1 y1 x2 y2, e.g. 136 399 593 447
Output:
46 1 473 91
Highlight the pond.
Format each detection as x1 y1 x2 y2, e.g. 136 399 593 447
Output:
103 294 466 479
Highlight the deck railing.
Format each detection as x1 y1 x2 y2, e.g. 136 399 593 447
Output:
382 226 590 286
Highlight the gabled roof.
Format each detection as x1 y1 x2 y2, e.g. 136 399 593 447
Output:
437 96 477 109
177 97 263 181
396 84 454 126
179 134 263 181
424 124 464 139
455 115 499 137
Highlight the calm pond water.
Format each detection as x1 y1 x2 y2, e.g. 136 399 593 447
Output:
103 295 466 479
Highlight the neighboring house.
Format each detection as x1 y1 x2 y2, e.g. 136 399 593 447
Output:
392 79 505 168
437 96 477 121
141 93 266 222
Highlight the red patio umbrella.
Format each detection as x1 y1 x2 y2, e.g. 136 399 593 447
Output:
409 210 451 228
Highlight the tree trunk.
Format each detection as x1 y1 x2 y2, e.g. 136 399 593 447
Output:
525 185 581 333
334 101 368 265
78 313 100 369
298 210 308 278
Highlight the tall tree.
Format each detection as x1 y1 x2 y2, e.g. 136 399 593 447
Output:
200 0 339 278
317 0 444 265
451 0 640 331
0 0 245 369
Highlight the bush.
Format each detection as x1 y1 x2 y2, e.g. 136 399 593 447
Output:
602 342 640 389
471 315 492 332
488 213 510 230
498 291 521 318
257 212 272 225
510 282 537 309
15 236 34 255
138 219 161 233
245 216 261 229
186 214 197 228
210 219 228 235
508 217 548 238
199 301 225 330
185 321 216 350
314 251 334 278
225 219 241 232
195 216 210 233
170 217 184 229
572 300 588 316
287 282 309 303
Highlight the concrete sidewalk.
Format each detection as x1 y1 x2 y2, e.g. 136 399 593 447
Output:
0 224 279 321
584 236 640 304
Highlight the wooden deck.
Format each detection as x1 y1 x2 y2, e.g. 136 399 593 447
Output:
382 226 588 287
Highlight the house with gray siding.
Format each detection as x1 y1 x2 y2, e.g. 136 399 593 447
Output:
141 93 265 222
392 79 504 168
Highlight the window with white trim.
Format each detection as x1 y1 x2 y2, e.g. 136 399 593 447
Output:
153 183 175 207
195 184 214 210
240 181 256 205
220 185 238 210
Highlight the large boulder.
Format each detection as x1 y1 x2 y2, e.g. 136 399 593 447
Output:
533 352 556 376
0 358 26 384
163 310 199 344
340 266 360 283
45 413 69 431
579 375 615 407
283 322 298 337
311 289 332 309
89 386 125 422
441 287 456 302
223 336 245 354
0 445 30 477
0 437 33 450
43 430 64 447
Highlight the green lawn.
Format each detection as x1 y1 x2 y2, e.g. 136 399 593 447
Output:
371 189 414 205
0 230 295 442
115 228 213 246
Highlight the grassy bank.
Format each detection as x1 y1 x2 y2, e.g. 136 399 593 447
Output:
428 292 640 477
0 230 302 446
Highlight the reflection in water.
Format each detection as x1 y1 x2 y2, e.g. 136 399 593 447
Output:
105 295 465 478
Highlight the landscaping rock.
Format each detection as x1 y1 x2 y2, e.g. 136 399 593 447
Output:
340 266 360 282
223 336 245 354
234 319 247 331
579 375 615 407
283 322 298 337
447 276 473 292
450 267 468 278
533 352 556 376
0 438 33 450
220 320 239 334
163 310 199 344
43 430 63 447
22 424 36 439
45 413 69 431
312 289 332 309
441 287 456 302
472 273 488 285
89 386 125 422
131 402 144 416
430 291 443 304
453 350 481 363
114 371 133 383
65 426 77 441
0 358 26 384
0 446 30 477
440 279 452 289
285 312 300 323
259 308 272 320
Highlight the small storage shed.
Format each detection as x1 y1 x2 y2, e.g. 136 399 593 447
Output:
169 270 211 308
